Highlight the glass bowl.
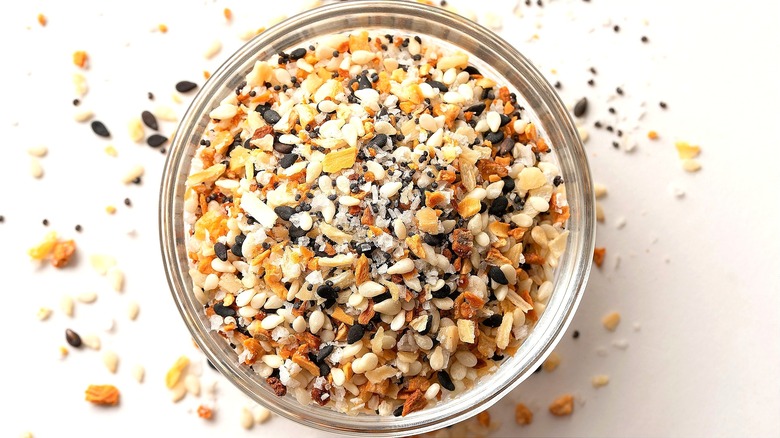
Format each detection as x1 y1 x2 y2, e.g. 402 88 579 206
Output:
159 1 595 436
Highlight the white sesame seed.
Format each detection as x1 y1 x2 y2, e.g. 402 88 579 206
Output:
260 313 285 330
203 40 223 59
486 111 501 132
387 258 414 275
103 351 119 373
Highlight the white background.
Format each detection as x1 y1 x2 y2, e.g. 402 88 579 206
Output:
1 0 778 437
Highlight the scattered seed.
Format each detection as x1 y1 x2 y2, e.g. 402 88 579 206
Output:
184 374 201 396
147 134 168 148
82 334 101 350
128 301 140 320
122 165 145 184
175 81 198 93
170 383 187 403
27 145 48 157
77 291 97 304
240 407 254 430
141 111 158 130
542 352 561 372
659 101 667 109
103 351 119 373
592 374 610 388
30 158 43 179
36 307 52 321
60 295 75 317
573 97 588 117
91 120 111 138
204 40 222 60
602 311 621 331
681 159 701 172
641 36 649 43
572 330 580 339
254 405 271 424
65 328 82 348
108 268 124 292
132 364 145 383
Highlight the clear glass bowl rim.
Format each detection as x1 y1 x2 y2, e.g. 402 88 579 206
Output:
159 1 595 436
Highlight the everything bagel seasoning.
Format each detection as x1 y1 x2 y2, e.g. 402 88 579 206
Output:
184 30 569 416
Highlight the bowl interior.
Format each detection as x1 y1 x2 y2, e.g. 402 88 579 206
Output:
159 1 595 436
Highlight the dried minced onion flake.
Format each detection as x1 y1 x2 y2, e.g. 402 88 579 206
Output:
183 30 569 416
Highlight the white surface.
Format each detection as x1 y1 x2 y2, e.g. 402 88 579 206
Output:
2 1 779 437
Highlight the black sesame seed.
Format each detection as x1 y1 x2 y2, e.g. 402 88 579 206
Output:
659 101 668 109
485 130 504 144
279 153 298 169
214 242 228 261
263 109 282 124
42 219 49 226
289 47 307 60
175 81 198 93
147 134 168 148
72 99 80 106
608 107 616 114
317 344 334 363
553 175 564 186
141 110 158 130
65 328 82 348
393 405 404 417
488 265 509 285
367 133 388 148
316 284 338 301
612 141 620 149
75 224 82 232
373 292 392 303
573 330 580 339
616 87 624 95
482 314 503 328
464 102 486 116
147 92 154 100
573 97 588 117
613 25 620 32
123 198 132 207
332 50 340 57
213 302 236 317
318 362 331 377
641 36 649 43
438 371 455 391
488 196 508 216
594 121 603 129
431 284 451 299
347 324 365 344
274 205 295 221
90 120 110 137
554 81 562 90
419 315 434 335
356 242 375 256
463 65 481 76
587 79 595 86
426 80 448 93
501 176 515 193
273 141 295 154
231 239 244 258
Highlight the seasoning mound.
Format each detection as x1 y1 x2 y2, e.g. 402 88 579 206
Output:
184 30 569 416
